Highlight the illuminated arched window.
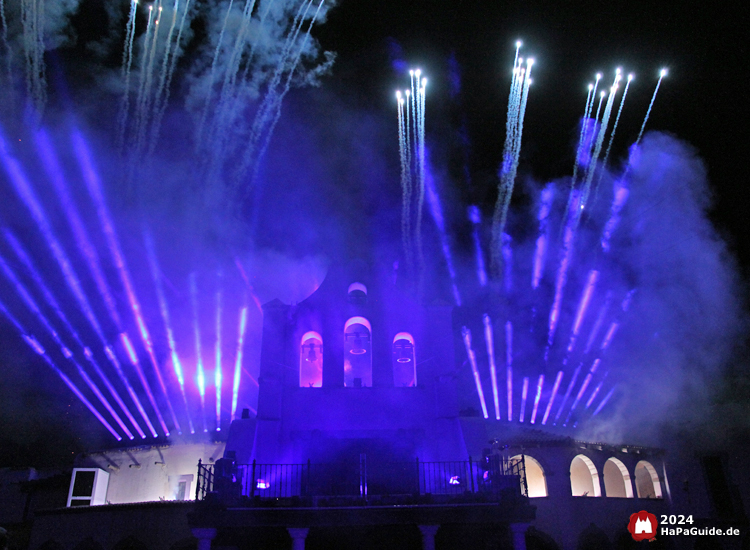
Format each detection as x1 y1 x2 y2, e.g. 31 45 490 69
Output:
570 454 601 497
348 282 367 305
344 317 372 387
510 454 547 497
392 332 416 387
603 457 634 498
300 331 323 387
634 460 663 499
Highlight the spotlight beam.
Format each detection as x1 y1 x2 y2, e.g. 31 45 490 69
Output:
0 299 122 441
190 273 208 433
144 230 194 434
0 254 134 439
231 304 248 419
215 277 223 431
71 129 178 436
461 327 489 419
34 130 123 331
505 321 513 421
482 314 501 419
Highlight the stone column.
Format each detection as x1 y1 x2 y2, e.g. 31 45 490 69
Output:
418 525 439 550
192 528 217 550
509 523 529 550
287 528 309 550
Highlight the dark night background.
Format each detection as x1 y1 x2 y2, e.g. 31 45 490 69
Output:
0 0 748 468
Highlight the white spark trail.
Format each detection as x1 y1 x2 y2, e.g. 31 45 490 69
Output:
397 93 412 269
205 0 273 171
246 0 326 193
564 74 600 229
204 0 258 149
492 55 533 278
581 73 621 207
131 5 155 153
570 84 594 188
195 0 236 153
151 0 192 155
133 2 164 158
147 0 181 155
231 0 316 195
414 77 427 287
21 0 47 119
591 73 633 204
116 0 139 154
0 0 12 84
600 74 632 170
636 69 667 145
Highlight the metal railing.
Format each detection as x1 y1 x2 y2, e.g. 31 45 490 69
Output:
196 458 214 500
196 454 527 502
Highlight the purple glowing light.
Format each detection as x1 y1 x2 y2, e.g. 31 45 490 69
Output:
530 374 544 424
22 334 45 355
425 165 462 306
0 131 109 348
592 385 616 416
585 376 606 409
566 373 593 424
105 344 157 438
72 130 175 436
519 377 529 423
531 187 553 289
547 224 575 350
215 282 223 430
600 182 629 252
73 358 135 440
3 229 155 439
119 331 165 437
541 370 564 425
600 322 619 351
461 327 489 419
589 358 601 373
505 321 513 421
34 129 123 330
532 234 548 290
4 230 148 438
554 364 581 424
584 293 611 354
120 333 139 365
0 299 121 441
231 305 249 419
468 205 481 224
190 273 208 432
502 233 513 293
468 206 488 287
0 252 136 439
572 271 599 342
47 354 123 441
482 314 501 420
144 230 194 434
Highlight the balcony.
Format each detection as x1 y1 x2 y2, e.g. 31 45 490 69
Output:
196 455 529 507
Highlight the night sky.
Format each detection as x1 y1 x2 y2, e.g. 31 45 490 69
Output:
0 0 748 467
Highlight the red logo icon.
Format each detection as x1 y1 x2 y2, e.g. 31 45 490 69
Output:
628 511 658 541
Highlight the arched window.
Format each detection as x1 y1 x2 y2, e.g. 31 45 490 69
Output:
570 454 601 497
603 457 634 498
392 332 416 387
510 454 547 497
634 460 663 499
300 331 323 387
344 317 372 387
348 282 367 305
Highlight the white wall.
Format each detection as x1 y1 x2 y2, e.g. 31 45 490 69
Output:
75 442 225 504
